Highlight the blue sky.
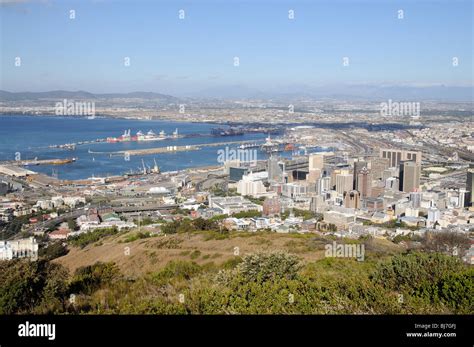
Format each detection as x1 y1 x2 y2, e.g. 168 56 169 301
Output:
0 0 472 96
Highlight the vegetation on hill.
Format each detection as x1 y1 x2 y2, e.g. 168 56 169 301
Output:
68 227 119 248
0 250 471 315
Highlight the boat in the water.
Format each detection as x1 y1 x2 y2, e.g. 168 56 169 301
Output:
138 130 165 142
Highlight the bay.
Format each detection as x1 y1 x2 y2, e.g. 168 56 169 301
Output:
0 115 271 180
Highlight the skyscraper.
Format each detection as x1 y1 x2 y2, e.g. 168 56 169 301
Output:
309 153 324 171
306 168 321 184
353 160 367 190
409 191 422 208
267 156 285 183
467 168 474 206
356 167 372 198
399 161 421 193
319 176 331 193
343 190 360 209
380 148 421 168
336 174 353 195
369 157 390 180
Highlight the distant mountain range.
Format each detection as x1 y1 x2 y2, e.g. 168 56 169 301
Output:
0 90 180 102
188 84 474 102
1 85 472 102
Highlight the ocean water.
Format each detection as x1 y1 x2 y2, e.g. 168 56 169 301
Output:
0 115 274 180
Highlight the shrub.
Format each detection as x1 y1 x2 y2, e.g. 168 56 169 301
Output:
69 227 119 248
236 252 302 283
0 260 69 314
151 260 201 285
39 241 69 260
371 252 466 296
69 262 121 295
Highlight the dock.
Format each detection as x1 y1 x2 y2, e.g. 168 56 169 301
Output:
90 140 263 157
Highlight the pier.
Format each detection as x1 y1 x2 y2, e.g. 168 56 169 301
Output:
89 140 264 157
0 158 77 167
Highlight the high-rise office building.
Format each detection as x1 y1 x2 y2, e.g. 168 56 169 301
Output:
306 168 321 184
399 161 421 193
467 168 474 206
369 157 390 180
237 174 266 197
267 156 285 182
409 191 422 208
458 189 467 208
385 177 399 191
310 195 325 213
357 167 372 198
309 153 324 171
336 174 353 195
380 148 421 168
343 190 360 209
353 160 367 190
319 176 331 193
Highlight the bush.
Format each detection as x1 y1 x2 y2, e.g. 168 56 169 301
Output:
151 260 201 285
0 260 69 314
69 262 121 295
69 227 119 248
232 210 261 218
39 241 69 260
236 252 302 283
371 252 466 297
123 231 151 243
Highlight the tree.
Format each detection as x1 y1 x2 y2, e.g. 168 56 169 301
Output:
192 217 218 231
67 218 77 231
422 231 471 257
39 241 69 261
0 260 69 314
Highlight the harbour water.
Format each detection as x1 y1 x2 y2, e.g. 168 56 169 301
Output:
0 115 279 180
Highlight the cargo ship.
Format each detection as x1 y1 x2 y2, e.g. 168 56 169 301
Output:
107 129 132 143
51 157 77 165
239 143 260 149
137 130 167 142
106 129 179 143
260 135 293 153
211 127 244 136
23 157 77 166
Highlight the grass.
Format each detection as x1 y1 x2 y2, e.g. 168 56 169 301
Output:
190 250 202 260
122 231 153 243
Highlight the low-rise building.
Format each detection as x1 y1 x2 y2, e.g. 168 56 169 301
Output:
0 237 38 261
209 196 262 215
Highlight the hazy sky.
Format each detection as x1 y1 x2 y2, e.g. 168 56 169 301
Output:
1 0 472 95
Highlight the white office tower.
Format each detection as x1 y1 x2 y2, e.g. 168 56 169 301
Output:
385 177 399 191
237 173 267 197
410 191 422 208
267 156 285 182
310 195 325 213
319 176 331 193
427 208 441 228
459 189 467 208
